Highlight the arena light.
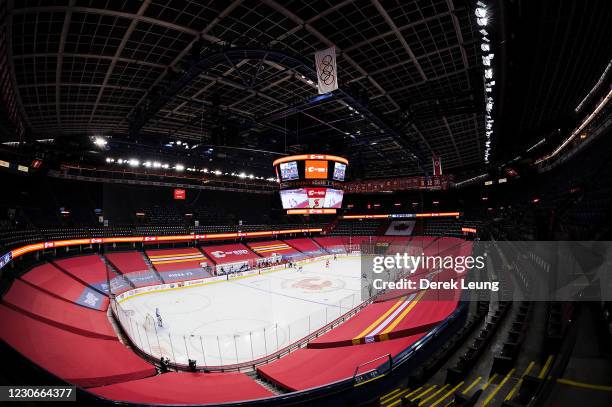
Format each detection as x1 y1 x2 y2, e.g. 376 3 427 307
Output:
175 164 185 171
575 59 611 113
93 136 107 148
536 87 612 164
128 159 140 167
476 2 495 164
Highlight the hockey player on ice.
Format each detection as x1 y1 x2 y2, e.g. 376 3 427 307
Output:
325 259 330 268
155 307 163 328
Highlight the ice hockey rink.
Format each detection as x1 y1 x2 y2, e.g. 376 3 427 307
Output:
117 256 362 366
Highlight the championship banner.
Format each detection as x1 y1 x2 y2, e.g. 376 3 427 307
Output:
432 156 442 176
315 47 338 94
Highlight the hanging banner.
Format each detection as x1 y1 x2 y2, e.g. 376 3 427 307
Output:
315 47 338 94
432 156 443 176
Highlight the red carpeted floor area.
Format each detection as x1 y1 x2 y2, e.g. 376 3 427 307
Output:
284 238 322 252
105 252 149 274
313 237 347 253
2 280 116 339
53 254 108 287
88 372 273 405
247 240 300 258
0 304 156 388
146 248 207 272
258 334 424 391
19 263 109 310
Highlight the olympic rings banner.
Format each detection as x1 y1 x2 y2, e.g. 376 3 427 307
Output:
315 47 338 94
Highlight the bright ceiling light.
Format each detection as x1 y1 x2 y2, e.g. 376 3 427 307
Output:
128 159 140 167
93 137 107 147
475 8 487 18
175 164 185 171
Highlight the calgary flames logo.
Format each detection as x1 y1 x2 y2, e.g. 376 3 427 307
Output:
292 278 332 291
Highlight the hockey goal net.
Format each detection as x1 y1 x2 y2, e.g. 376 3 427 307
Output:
144 313 156 332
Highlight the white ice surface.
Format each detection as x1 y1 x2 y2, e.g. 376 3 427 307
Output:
119 256 362 366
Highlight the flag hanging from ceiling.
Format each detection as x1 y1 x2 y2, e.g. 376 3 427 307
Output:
432 156 443 176
315 47 338 94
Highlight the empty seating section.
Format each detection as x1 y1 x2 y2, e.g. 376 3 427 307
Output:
2 280 116 339
424 219 462 236
19 263 108 310
330 219 383 236
88 372 272 404
0 304 156 388
284 238 326 257
53 255 110 293
0 224 329 252
136 225 188 236
0 228 42 251
247 240 300 259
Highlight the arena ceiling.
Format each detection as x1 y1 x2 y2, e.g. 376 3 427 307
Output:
3 0 610 179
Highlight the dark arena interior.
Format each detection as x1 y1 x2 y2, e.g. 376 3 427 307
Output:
1 1 612 406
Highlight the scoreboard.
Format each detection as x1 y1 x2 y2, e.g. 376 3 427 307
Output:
273 154 348 213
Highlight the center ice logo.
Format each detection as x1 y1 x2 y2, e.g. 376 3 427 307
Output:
292 278 332 291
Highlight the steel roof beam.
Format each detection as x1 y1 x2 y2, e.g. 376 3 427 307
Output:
55 0 75 130
88 0 152 125
370 0 427 81
13 53 166 69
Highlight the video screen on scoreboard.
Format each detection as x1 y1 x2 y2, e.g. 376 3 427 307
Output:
324 188 344 208
279 161 299 181
306 187 326 208
305 160 328 179
281 188 343 209
280 189 309 209
332 162 346 181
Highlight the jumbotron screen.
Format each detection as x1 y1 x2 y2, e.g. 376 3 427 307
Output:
273 155 348 213
280 188 344 209
273 154 348 182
